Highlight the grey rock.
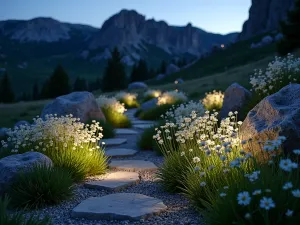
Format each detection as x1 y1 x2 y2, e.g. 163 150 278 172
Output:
166 64 180 75
240 84 300 155
133 124 153 129
128 82 148 90
261 35 273 45
14 120 30 128
141 98 158 111
41 91 105 123
84 171 140 191
0 128 8 139
220 83 252 119
156 74 165 81
239 0 294 40
109 160 158 172
0 152 53 194
275 33 284 42
71 193 167 221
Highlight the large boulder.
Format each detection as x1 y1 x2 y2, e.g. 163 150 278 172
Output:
275 33 284 42
41 92 105 123
156 74 165 80
128 82 148 90
141 98 158 112
166 64 180 75
240 84 300 154
0 152 53 194
261 35 273 45
220 83 252 119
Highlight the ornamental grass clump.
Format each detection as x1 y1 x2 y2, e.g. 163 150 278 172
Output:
157 90 188 106
1 115 108 182
96 95 131 128
250 53 300 98
154 111 246 194
204 137 300 225
143 90 162 102
201 90 224 111
9 164 73 209
115 91 139 108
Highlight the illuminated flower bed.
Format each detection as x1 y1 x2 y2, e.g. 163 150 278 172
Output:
115 91 139 108
201 90 224 111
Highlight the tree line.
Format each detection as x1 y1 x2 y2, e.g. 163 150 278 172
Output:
0 47 189 103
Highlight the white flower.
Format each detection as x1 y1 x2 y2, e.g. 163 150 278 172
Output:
193 157 200 163
223 186 229 189
220 192 227 197
244 213 251 219
199 172 206 177
237 191 251 206
200 182 206 187
180 152 185 156
283 182 293 190
292 189 300 198
285 209 293 217
252 189 262 195
260 197 275 210
293 149 300 155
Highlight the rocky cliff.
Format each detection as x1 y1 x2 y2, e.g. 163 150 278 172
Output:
239 0 294 40
89 10 237 56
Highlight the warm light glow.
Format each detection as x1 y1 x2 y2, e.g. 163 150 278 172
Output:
221 44 225 48
144 90 162 98
175 89 178 92
157 90 188 105
174 80 179 84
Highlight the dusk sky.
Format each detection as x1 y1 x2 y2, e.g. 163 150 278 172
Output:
0 0 251 34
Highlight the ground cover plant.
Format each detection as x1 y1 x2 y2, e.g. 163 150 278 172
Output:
142 89 162 103
115 91 139 108
201 90 224 111
0 114 108 182
96 95 132 128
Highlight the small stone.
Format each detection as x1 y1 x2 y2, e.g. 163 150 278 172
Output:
84 171 140 191
71 193 167 221
133 124 153 129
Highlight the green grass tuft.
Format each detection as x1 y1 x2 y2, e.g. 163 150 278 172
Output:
139 103 181 121
9 164 74 209
101 107 132 128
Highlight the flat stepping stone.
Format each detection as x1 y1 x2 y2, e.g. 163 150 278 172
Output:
133 124 153 129
84 171 140 191
105 148 137 158
101 138 127 147
109 160 158 172
115 128 138 135
71 193 167 221
132 120 155 125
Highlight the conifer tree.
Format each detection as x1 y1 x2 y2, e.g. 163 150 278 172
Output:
32 82 39 100
73 77 87 91
0 72 15 103
102 47 127 91
277 0 300 55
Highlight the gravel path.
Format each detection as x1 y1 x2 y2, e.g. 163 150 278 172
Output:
21 110 204 225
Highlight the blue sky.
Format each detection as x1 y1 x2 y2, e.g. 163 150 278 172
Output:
0 0 251 34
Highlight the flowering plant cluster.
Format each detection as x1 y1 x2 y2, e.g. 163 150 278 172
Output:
250 53 300 97
157 90 188 105
164 101 205 124
115 92 139 108
201 90 224 111
144 89 161 99
96 95 126 114
1 114 103 154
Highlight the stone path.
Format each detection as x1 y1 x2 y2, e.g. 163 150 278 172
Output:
71 108 200 224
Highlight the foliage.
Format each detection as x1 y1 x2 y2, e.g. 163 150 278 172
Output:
102 47 127 92
73 77 88 91
157 90 188 105
204 140 300 225
101 107 132 128
142 90 161 102
130 59 149 82
201 90 224 111
86 119 115 139
277 0 300 55
139 103 179 121
134 108 143 118
0 72 15 103
96 95 126 114
9 164 73 209
41 64 71 99
0 195 51 225
1 115 108 181
250 54 300 98
115 92 140 108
